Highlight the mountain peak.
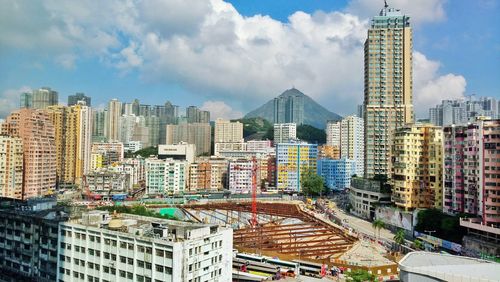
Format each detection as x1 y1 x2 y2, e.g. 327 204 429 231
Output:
278 87 305 98
245 88 342 129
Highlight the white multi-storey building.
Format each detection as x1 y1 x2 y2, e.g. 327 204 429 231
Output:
340 116 364 177
273 123 296 144
214 119 243 143
326 121 341 148
326 116 364 176
228 159 259 194
57 210 233 282
145 158 187 195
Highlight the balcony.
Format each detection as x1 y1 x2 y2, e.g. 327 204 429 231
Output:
460 218 500 235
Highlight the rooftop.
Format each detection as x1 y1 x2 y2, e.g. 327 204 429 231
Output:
399 252 500 282
69 210 224 242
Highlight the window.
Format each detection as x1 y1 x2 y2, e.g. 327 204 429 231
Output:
156 264 164 272
155 249 164 257
119 270 126 278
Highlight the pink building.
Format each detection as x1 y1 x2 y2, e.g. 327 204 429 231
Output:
1 109 57 199
444 118 500 227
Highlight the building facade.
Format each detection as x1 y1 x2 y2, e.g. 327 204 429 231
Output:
31 87 58 109
391 124 443 210
276 143 318 192
68 93 91 107
349 178 392 219
273 123 297 144
47 103 92 185
83 169 131 199
273 88 304 125
429 96 499 126
443 118 500 227
145 158 188 195
0 136 23 199
105 99 122 141
364 4 414 178
165 123 211 156
57 210 232 282
1 109 57 199
317 158 356 191
228 159 259 194
158 143 196 164
0 197 68 282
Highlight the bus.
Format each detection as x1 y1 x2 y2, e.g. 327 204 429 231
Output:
292 259 323 277
235 253 266 263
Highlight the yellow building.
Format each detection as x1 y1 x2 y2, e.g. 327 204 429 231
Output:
391 124 443 210
90 153 104 171
318 145 340 160
0 136 23 199
47 102 92 185
276 143 318 192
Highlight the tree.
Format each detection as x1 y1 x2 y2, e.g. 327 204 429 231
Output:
372 219 385 239
344 269 376 282
394 229 405 251
300 169 325 196
296 124 326 144
413 239 423 250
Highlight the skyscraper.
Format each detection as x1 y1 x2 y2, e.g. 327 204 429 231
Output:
20 92 32 108
364 3 414 178
68 92 91 107
1 109 57 199
105 99 122 141
47 103 92 185
32 87 58 109
165 123 212 156
92 109 106 142
340 116 365 177
273 88 304 125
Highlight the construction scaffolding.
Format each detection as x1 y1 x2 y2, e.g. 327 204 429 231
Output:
182 201 357 261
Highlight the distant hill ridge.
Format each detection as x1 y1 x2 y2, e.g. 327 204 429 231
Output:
244 88 341 129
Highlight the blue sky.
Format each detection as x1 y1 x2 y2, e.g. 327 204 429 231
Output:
0 0 498 119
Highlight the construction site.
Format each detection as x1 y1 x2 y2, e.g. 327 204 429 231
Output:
146 200 398 275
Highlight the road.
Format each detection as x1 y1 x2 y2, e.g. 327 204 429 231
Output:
330 204 395 243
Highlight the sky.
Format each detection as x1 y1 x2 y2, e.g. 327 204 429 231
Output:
0 0 499 120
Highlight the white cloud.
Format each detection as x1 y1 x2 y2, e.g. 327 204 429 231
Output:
0 0 466 118
200 100 243 120
413 52 466 117
346 0 447 25
0 86 31 118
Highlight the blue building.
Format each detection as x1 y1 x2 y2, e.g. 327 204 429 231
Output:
317 158 356 191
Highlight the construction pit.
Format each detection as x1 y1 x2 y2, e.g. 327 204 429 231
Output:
147 200 397 271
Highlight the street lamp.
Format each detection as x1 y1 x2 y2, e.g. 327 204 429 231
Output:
424 230 436 236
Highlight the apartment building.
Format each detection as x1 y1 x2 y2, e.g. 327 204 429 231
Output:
145 158 188 195
276 142 317 192
0 197 68 282
57 210 232 282
391 124 443 210
0 136 23 199
228 159 259 194
165 123 211 156
317 158 356 191
364 4 414 178
1 109 57 199
273 123 297 144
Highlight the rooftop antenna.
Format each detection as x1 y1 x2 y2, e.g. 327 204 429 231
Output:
384 0 389 8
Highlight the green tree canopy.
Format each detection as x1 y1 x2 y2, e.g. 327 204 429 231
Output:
125 146 158 158
345 269 376 282
296 124 326 144
415 209 467 243
394 229 405 245
300 169 325 196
